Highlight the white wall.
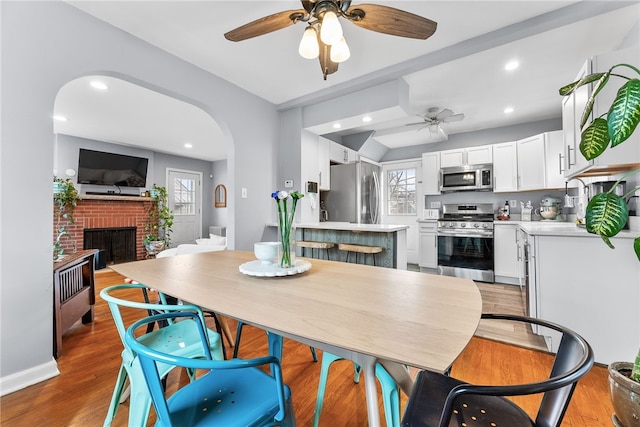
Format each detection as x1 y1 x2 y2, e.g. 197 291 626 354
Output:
0 1 278 392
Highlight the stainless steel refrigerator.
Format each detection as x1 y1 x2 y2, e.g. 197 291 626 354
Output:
325 161 381 224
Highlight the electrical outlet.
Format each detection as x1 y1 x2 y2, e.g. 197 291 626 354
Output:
241 188 247 199
509 200 517 208
430 201 441 209
284 179 294 188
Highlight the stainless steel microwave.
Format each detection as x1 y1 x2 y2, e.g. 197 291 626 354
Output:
440 164 493 192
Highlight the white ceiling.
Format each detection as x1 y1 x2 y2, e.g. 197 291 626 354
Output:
58 1 640 160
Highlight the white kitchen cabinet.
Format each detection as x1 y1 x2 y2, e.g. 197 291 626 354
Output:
494 223 519 283
564 47 640 178
492 141 518 192
421 152 440 195
418 220 438 269
329 141 358 164
544 130 566 189
563 59 592 177
318 137 330 190
533 233 640 365
517 134 546 191
440 145 493 168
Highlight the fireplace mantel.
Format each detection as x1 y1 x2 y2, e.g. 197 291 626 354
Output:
80 194 153 202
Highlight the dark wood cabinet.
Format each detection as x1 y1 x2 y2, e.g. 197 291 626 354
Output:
52 250 97 358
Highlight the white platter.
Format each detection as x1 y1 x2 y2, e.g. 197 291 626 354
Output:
239 260 312 277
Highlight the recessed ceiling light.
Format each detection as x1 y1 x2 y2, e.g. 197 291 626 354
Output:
362 116 372 122
184 143 193 149
53 115 68 122
332 123 342 129
504 107 514 114
90 80 109 91
504 60 519 71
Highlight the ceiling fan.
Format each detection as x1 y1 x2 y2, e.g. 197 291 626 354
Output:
224 1 437 80
405 107 465 138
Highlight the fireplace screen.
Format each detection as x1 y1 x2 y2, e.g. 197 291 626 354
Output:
84 227 136 265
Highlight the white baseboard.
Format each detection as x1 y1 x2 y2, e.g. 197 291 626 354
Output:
0 359 59 396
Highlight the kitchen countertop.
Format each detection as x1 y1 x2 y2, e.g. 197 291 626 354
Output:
494 219 639 239
267 222 409 233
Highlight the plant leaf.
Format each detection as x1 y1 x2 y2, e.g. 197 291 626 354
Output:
580 72 610 128
608 78 640 147
558 72 605 96
634 237 640 262
580 118 610 160
585 193 629 241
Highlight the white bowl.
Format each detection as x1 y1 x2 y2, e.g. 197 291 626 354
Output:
254 242 279 264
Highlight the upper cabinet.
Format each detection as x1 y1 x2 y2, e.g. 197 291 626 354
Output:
318 137 331 191
493 141 518 192
493 131 565 193
329 141 358 164
440 145 493 168
421 152 441 195
563 47 640 178
517 134 546 191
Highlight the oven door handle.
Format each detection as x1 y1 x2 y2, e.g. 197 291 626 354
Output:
437 230 494 238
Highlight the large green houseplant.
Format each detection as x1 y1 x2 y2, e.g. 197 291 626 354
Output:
143 184 174 255
560 61 639 426
53 177 80 260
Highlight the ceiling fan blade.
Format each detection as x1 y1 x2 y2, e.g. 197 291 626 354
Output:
435 108 453 120
224 9 306 42
318 38 339 80
405 121 426 127
346 4 437 40
444 113 465 122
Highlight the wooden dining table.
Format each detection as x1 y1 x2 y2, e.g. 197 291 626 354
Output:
110 250 482 426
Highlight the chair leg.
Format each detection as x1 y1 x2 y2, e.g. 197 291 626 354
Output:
313 352 344 427
376 364 401 427
232 321 244 359
104 364 128 426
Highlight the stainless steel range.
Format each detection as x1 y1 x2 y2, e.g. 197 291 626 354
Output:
437 203 494 282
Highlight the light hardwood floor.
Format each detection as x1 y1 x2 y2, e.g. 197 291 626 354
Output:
0 269 613 426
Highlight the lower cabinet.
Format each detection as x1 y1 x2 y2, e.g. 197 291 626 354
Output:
494 223 519 283
418 221 438 269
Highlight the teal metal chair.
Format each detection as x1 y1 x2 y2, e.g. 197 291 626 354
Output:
100 283 224 427
313 352 402 427
126 311 296 427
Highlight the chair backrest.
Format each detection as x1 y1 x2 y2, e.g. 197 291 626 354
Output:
99 283 208 349
125 311 289 424
442 313 593 427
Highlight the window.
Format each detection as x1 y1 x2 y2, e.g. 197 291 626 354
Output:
387 168 416 215
172 178 196 215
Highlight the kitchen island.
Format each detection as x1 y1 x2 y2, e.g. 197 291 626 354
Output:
266 222 408 269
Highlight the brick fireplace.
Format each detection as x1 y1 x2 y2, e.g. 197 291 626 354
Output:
53 194 153 262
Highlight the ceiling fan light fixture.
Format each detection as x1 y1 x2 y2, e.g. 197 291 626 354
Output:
320 10 342 45
330 37 350 63
299 26 319 59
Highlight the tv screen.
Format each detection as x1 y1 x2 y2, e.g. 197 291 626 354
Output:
77 149 149 187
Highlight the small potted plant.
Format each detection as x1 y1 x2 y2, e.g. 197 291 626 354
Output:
560 61 639 426
53 177 80 260
143 184 174 255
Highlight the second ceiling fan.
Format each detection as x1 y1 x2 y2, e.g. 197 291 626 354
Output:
224 1 437 79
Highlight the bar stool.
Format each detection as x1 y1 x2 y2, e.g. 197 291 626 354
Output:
297 241 334 259
338 243 382 266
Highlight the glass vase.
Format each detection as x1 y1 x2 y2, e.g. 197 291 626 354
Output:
277 212 296 268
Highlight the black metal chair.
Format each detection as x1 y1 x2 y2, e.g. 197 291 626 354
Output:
401 313 594 427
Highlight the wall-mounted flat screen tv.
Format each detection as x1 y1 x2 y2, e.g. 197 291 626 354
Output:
77 148 149 187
